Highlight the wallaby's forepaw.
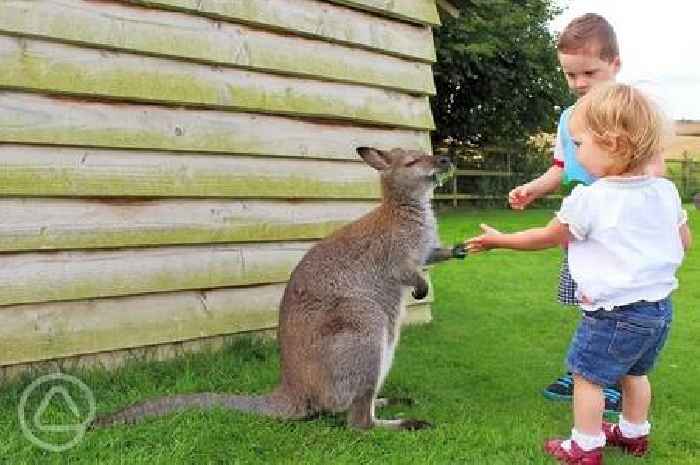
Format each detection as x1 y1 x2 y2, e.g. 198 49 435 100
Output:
412 283 429 300
452 244 467 259
400 419 433 431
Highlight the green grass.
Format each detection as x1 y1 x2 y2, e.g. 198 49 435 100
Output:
1 207 698 465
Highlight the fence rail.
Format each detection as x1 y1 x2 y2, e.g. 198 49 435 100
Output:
434 167 513 206
434 154 700 206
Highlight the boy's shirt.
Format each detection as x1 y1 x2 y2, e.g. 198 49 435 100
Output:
557 177 687 311
553 106 596 191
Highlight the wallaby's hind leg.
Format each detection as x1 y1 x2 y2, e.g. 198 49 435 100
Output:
348 396 432 431
376 418 433 430
339 333 429 430
372 393 432 431
318 302 432 431
316 311 383 416
347 390 375 430
375 397 415 408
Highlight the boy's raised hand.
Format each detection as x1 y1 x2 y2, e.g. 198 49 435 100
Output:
464 224 502 253
508 185 536 210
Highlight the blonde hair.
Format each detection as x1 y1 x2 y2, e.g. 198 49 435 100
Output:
571 83 672 173
557 13 619 62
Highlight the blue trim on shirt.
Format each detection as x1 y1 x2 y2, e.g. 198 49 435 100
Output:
559 107 595 187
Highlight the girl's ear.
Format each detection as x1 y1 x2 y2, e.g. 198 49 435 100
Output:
595 132 619 153
606 133 620 153
604 133 636 174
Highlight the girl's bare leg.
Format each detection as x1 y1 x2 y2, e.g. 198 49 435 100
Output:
620 375 651 424
573 374 604 435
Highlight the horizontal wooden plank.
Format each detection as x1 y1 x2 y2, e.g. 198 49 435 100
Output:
0 92 432 157
127 0 440 26
0 282 432 366
0 145 381 199
124 0 436 59
0 0 435 94
0 330 274 379
327 0 440 26
0 198 378 252
0 284 283 365
0 242 313 307
0 36 435 129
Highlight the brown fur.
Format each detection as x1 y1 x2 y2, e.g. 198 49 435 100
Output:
92 147 456 431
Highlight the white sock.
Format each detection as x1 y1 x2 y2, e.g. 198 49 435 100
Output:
619 415 651 438
562 428 606 452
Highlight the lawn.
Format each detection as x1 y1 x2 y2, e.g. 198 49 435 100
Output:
1 207 698 465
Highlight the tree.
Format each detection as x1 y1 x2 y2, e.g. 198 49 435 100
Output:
431 0 573 147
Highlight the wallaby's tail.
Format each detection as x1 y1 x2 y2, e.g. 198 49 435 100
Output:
91 388 306 428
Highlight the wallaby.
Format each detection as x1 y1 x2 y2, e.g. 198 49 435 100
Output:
92 147 463 431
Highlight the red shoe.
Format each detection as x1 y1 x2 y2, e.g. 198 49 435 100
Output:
602 422 649 457
544 438 603 465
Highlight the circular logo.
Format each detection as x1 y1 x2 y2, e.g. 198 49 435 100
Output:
18 373 96 452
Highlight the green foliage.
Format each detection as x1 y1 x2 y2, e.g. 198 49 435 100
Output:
431 0 574 147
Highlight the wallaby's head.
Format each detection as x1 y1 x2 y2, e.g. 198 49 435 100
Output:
356 147 453 203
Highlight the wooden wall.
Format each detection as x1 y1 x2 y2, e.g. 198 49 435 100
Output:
0 0 440 373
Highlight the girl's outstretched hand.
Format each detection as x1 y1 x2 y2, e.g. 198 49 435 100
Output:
465 224 502 253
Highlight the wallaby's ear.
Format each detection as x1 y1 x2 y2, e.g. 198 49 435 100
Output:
357 147 390 171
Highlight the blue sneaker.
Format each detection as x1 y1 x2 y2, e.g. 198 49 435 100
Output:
543 373 573 401
543 373 622 419
603 386 622 419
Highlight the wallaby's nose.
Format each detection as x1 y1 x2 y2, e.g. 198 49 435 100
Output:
435 156 452 170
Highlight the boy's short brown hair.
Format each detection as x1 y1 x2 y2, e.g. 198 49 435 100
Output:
557 13 619 62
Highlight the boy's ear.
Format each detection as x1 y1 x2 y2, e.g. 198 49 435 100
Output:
611 56 621 74
357 147 391 171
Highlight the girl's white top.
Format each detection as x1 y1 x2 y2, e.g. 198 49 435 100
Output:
557 177 687 311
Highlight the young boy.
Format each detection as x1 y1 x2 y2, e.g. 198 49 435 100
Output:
468 82 691 464
509 13 625 412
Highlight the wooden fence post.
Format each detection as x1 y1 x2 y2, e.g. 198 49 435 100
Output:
680 154 690 199
452 174 458 207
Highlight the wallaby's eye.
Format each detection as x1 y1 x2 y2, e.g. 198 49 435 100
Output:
405 159 418 167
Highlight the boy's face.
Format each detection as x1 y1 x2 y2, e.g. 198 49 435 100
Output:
558 51 620 97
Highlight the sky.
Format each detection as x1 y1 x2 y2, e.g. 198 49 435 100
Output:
550 0 700 120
